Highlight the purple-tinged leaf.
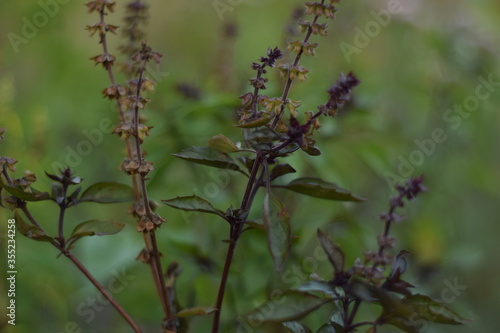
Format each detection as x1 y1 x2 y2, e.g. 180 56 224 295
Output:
383 316 420 333
295 280 336 297
270 163 296 181
403 294 472 325
162 195 226 220
277 177 365 202
317 229 344 276
246 291 330 323
69 220 124 240
302 145 321 156
0 178 51 202
173 146 245 174
79 182 134 203
14 210 53 242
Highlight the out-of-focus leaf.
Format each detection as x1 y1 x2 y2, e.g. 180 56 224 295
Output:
316 324 337 333
383 250 414 296
246 128 280 143
236 113 274 128
350 279 415 318
403 294 472 325
270 163 296 181
0 178 51 202
67 187 82 205
276 143 300 156
277 177 365 202
14 210 53 242
295 280 336 297
239 156 255 173
329 310 344 331
389 250 410 278
69 220 124 240
51 183 64 205
246 291 330 323
208 134 241 153
162 195 226 219
79 182 134 203
376 288 415 318
283 321 312 333
173 146 245 174
245 219 266 231
176 306 217 318
317 229 344 276
263 192 291 272
383 316 419 333
302 145 321 156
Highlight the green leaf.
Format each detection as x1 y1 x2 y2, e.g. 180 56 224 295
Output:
173 146 245 174
245 128 280 144
328 311 345 331
236 113 274 128
278 177 365 202
317 229 344 276
69 220 124 240
246 291 330 323
283 321 312 333
276 143 300 157
263 193 291 272
14 210 53 242
245 219 266 231
208 134 241 153
0 178 51 202
383 316 419 333
177 306 217 318
350 279 415 319
162 195 226 219
403 294 472 325
295 280 337 297
79 182 134 203
316 324 337 333
270 163 296 181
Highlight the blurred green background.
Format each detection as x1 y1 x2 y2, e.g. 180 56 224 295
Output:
1 0 499 332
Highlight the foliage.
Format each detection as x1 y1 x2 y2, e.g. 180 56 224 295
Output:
0 0 483 332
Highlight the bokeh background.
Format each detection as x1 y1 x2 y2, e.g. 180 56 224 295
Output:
1 0 499 332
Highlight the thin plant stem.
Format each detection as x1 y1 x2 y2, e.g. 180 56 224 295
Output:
131 56 175 329
97 7 140 202
211 5 326 330
346 299 361 330
8 192 142 333
211 152 264 333
57 183 68 245
94 7 175 330
270 0 325 130
61 248 143 333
